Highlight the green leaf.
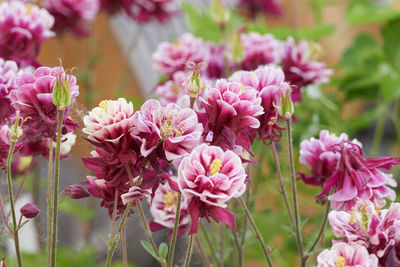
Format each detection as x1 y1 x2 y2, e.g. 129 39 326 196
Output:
140 240 163 263
346 0 400 25
382 17 400 69
158 242 168 260
379 69 400 103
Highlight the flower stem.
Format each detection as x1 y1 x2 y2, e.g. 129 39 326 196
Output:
136 199 160 257
231 228 242 267
194 236 210 267
50 110 64 267
183 234 195 267
167 192 182 267
47 139 53 267
122 225 128 267
271 143 296 232
6 141 23 267
285 119 304 266
238 197 273 267
200 222 220 266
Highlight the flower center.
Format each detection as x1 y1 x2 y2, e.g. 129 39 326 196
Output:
159 113 184 139
99 100 109 113
163 192 178 210
336 256 345 267
210 159 222 175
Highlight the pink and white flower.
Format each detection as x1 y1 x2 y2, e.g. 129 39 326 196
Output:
177 144 246 234
317 242 378 267
10 66 79 140
200 79 263 152
131 99 203 162
0 59 20 122
282 38 333 102
0 1 54 66
230 65 289 144
44 0 100 37
152 33 207 78
130 0 180 23
240 32 281 71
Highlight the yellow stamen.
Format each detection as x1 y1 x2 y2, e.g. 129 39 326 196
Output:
336 256 345 267
330 133 337 137
240 84 245 94
99 100 109 112
26 4 33 15
164 192 178 210
210 159 222 175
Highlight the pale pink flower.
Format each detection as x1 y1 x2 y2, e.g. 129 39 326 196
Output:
10 67 79 139
130 0 180 23
177 144 246 234
201 79 263 152
131 99 203 161
152 33 207 78
230 65 289 144
317 242 379 267
240 32 281 71
0 1 54 66
121 185 151 204
148 182 189 237
154 71 188 106
44 0 100 37
0 59 20 122
282 38 333 102
0 125 12 168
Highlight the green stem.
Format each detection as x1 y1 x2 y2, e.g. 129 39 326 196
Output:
47 139 54 267
50 110 64 267
183 234 195 267
219 224 224 266
231 228 242 267
371 109 387 157
122 225 128 267
238 197 273 267
6 141 23 267
136 200 160 257
285 119 304 267
200 222 220 266
194 237 210 267
167 192 182 267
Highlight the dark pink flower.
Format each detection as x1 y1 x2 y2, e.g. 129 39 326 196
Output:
282 38 333 102
240 32 280 71
317 140 399 211
204 42 228 79
0 1 54 67
148 181 189 237
1 257 5 267
0 59 20 122
10 66 79 140
152 33 207 78
20 203 39 218
238 0 283 18
100 0 135 16
131 99 203 161
230 65 289 144
129 0 180 23
317 242 378 267
177 144 246 234
44 0 100 37
200 79 263 152
64 185 90 199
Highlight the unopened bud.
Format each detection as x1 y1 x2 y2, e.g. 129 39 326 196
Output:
8 111 23 143
185 62 204 99
64 185 90 199
53 71 71 110
20 203 39 218
210 0 230 26
279 90 294 119
231 31 244 63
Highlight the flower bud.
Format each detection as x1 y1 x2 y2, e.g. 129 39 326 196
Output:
185 62 203 99
231 31 244 63
20 203 39 218
53 73 71 110
279 90 294 119
210 0 230 26
8 111 23 143
64 185 90 199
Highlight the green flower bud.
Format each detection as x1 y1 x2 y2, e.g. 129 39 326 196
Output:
53 74 71 110
232 31 244 63
279 90 294 119
210 0 230 26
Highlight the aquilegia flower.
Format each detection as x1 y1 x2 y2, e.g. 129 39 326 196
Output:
0 1 54 66
154 71 188 106
100 0 135 16
204 42 228 79
317 242 378 267
129 0 180 23
317 140 399 211
152 33 207 78
282 38 333 102
230 65 290 144
44 0 100 37
237 0 283 18
131 99 203 162
148 181 189 237
177 144 246 234
240 32 281 71
328 200 400 266
10 67 79 140
0 59 20 122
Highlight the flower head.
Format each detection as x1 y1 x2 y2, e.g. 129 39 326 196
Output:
44 0 100 37
10 66 79 140
177 144 246 234
20 203 40 218
240 32 280 71
0 1 54 66
99 0 135 16
129 0 180 23
282 38 333 102
317 242 378 267
0 59 20 122
238 0 283 18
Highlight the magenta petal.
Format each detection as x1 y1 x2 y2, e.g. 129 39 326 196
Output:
208 206 237 232
188 199 201 235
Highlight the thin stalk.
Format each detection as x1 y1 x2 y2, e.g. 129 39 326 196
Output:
50 110 64 267
105 188 119 267
239 185 250 263
371 109 387 157
194 237 210 267
0 193 12 235
136 200 160 257
285 119 304 267
47 139 54 267
219 225 225 266
167 192 182 267
183 234 195 267
231 228 242 267
200 222 220 266
271 143 296 232
122 225 128 267
238 197 273 267
6 141 23 267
